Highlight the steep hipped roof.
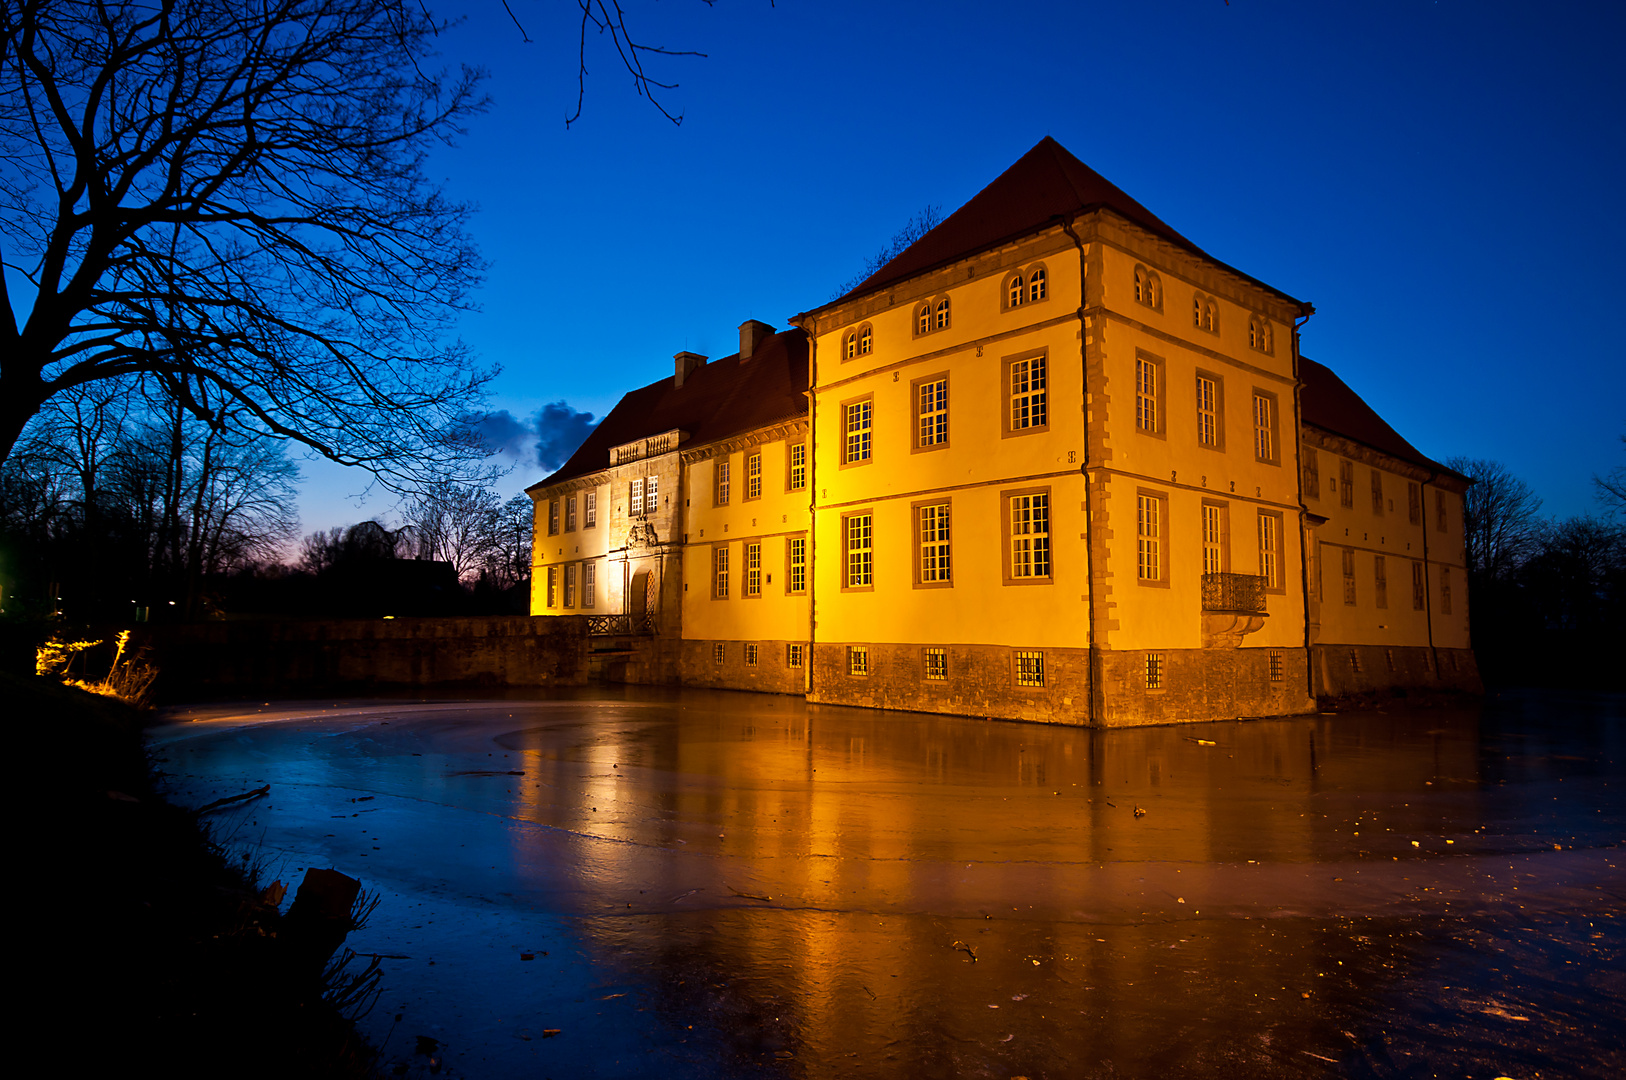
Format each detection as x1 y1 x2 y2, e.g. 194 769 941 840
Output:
807 136 1305 313
528 328 810 489
1301 357 1465 480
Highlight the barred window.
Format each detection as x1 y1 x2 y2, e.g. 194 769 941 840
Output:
1196 374 1218 447
924 648 948 681
1136 357 1158 432
745 542 762 597
919 503 951 584
1137 494 1162 582
787 643 804 668
1016 650 1045 687
845 400 872 464
787 535 807 594
584 491 598 528
745 643 758 666
714 545 730 599
848 645 869 676
746 453 762 500
1268 650 1283 682
917 377 948 447
845 513 873 588
582 561 596 609
788 442 807 490
715 462 730 504
1145 652 1163 690
1010 355 1047 431
713 642 725 664
1009 493 1051 579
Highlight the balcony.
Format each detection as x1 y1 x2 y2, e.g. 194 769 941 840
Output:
1202 572 1267 614
609 428 687 467
586 613 656 636
1201 573 1267 648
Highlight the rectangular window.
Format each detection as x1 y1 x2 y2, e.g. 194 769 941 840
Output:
645 475 659 516
548 500 560 536
1386 648 1396 672
1374 555 1388 609
844 400 873 464
1412 560 1426 611
1009 492 1051 580
746 453 762 500
1407 482 1421 525
745 542 762 597
1257 511 1281 590
787 535 807 594
713 642 725 665
1195 373 1220 448
788 442 807 490
1145 652 1163 690
713 545 730 599
564 563 577 608
1436 490 1447 532
715 461 731 505
630 477 644 517
845 512 873 588
1202 503 1227 576
585 491 598 528
1303 447 1320 499
1268 650 1283 682
848 645 869 676
1252 390 1278 463
546 566 558 608
787 644 804 669
1009 354 1048 432
1371 470 1384 516
917 376 948 447
918 502 951 585
1342 547 1357 605
1136 356 1159 433
1137 493 1162 582
1015 650 1045 688
1441 567 1453 614
565 496 577 532
924 648 947 681
745 643 758 667
1340 459 1355 509
583 561 596 609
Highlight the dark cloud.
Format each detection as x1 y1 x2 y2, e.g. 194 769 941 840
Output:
462 409 535 461
534 401 600 472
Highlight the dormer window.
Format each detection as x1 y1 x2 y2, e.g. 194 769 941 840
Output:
1004 264 1049 311
1249 315 1273 354
1133 265 1162 310
915 297 951 337
1193 292 1219 334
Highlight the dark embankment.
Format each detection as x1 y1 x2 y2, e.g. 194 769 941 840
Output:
14 672 377 1078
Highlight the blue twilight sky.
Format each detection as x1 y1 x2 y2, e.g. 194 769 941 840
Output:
298 0 1626 533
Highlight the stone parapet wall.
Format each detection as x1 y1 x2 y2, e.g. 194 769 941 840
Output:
140 616 587 697
1095 647 1314 727
1311 644 1482 698
806 642 1092 725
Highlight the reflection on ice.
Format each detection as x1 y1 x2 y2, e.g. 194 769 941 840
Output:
152 689 1624 1078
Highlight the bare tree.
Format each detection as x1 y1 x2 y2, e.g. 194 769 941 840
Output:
1445 456 1543 585
832 205 944 299
481 492 534 590
405 480 500 583
1595 433 1626 519
1 0 493 489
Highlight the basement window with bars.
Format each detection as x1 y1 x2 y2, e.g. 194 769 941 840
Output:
924 648 948 681
713 642 726 665
848 645 869 676
787 643 804 668
1015 650 1045 688
745 644 758 667
1145 652 1164 690
1268 650 1283 682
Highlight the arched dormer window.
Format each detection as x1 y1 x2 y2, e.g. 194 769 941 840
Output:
914 297 952 337
1248 315 1273 354
1193 292 1219 334
934 298 951 331
1028 267 1047 302
1133 264 1161 310
858 324 873 355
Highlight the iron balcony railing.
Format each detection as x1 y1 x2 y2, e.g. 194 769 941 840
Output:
1201 572 1267 614
585 613 656 636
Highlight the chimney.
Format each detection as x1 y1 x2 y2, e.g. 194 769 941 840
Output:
673 351 707 388
738 319 775 361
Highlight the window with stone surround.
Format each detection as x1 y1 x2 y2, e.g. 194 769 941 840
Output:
546 566 558 608
844 398 873 464
1257 511 1282 590
788 442 807 491
1371 469 1384 516
916 375 948 448
844 512 873 589
787 643 804 668
1412 560 1426 610
548 500 559 536
1007 490 1051 581
1340 459 1355 509
630 477 643 516
1015 650 1045 688
1202 502 1227 575
712 544 729 599
1408 482 1421 525
1196 372 1222 449
1303 446 1320 499
565 496 577 532
924 648 948 681
787 535 807 594
584 491 597 528
745 643 758 667
1008 353 1048 434
746 452 762 500
745 542 762 598
848 645 869 676
1268 650 1283 681
1249 315 1273 354
1441 567 1453 614
1145 652 1163 690
1134 265 1162 310
1342 547 1357 605
713 642 725 664
917 502 951 585
644 475 658 516
1374 555 1388 609
714 461 730 505
1252 390 1279 465
564 563 576 608
1436 490 1448 532
1137 492 1165 584
583 561 596 609
1136 355 1161 434
1193 292 1219 334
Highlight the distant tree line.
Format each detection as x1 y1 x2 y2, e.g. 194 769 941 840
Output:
1449 452 1626 689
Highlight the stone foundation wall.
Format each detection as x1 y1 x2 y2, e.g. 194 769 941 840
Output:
1311 644 1482 697
1095 647 1315 727
677 639 808 696
142 616 587 697
806 642 1092 725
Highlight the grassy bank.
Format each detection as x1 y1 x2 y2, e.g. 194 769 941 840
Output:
15 672 377 1078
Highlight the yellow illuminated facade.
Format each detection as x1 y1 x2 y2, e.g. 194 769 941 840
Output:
526 138 1478 723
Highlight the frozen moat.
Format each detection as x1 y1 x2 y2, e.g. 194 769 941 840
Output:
149 688 1624 1078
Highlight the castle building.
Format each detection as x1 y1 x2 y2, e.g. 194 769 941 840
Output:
526 138 1479 724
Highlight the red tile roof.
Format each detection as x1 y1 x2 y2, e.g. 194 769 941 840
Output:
1300 356 1465 480
806 136 1305 313
528 328 809 489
